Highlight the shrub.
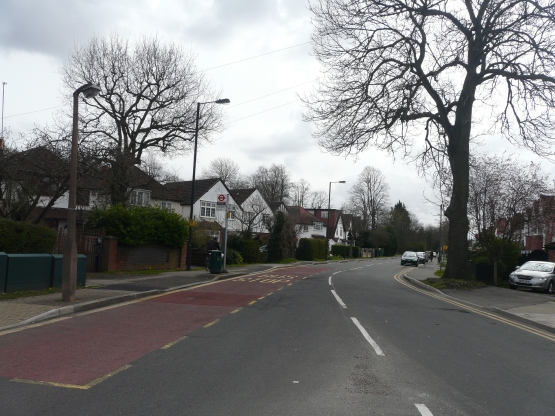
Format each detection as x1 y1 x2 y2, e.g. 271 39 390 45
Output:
226 249 243 265
331 245 360 258
0 219 57 253
296 238 327 261
86 204 188 247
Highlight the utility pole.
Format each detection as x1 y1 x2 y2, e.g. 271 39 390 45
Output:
439 203 443 272
1 82 6 138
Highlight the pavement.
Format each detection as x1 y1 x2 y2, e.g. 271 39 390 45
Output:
404 262 555 334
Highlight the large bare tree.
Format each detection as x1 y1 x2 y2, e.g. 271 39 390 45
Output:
348 166 390 235
62 33 222 205
291 179 312 207
249 164 292 203
199 157 249 189
468 153 548 245
305 0 555 278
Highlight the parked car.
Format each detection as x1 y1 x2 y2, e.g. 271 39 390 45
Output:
400 251 419 266
509 261 555 293
425 251 433 261
416 252 428 264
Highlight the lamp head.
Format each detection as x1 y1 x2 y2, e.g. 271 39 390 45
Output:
339 181 346 183
214 98 230 104
81 84 101 99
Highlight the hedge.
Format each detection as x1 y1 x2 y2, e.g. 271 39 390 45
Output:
0 219 57 253
86 204 188 247
296 238 326 261
227 236 262 264
331 245 360 258
226 249 243 265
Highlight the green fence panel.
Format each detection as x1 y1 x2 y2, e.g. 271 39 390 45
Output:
5 254 53 293
51 254 87 288
0 252 7 293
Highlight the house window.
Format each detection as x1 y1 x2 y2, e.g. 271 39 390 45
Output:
200 201 216 218
262 214 271 224
228 205 236 220
244 211 253 223
302 224 309 232
314 222 323 231
321 211 328 218
129 189 151 206
161 201 172 212
77 188 90 206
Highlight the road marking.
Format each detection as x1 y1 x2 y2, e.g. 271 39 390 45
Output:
248 300 257 305
204 319 220 328
393 271 555 342
351 317 385 356
350 267 362 270
231 308 242 313
10 364 131 390
161 335 187 349
415 403 434 415
331 290 347 308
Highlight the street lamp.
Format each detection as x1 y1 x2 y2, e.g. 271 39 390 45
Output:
325 180 346 261
62 83 101 303
186 98 230 271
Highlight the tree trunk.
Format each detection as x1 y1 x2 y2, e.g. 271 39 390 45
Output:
443 86 475 280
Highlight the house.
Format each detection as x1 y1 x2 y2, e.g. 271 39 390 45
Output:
286 206 327 244
229 188 273 235
164 178 241 232
307 208 348 246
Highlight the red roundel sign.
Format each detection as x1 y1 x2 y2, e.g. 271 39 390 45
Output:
217 194 226 202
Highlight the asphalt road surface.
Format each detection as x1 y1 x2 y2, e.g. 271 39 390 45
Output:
1 259 554 415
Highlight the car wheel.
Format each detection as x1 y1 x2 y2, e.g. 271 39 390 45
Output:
546 280 554 294
510 284 517 290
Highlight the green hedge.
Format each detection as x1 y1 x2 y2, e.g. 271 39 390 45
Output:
296 238 326 261
226 249 243 265
86 204 188 247
331 245 360 258
227 236 262 264
0 219 57 253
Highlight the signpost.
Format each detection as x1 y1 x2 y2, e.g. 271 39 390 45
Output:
222 194 229 272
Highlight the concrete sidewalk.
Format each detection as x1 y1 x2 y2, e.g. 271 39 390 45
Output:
0 263 285 331
405 263 555 333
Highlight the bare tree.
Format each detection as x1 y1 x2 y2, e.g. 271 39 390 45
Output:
235 193 272 237
249 164 292 203
142 152 183 184
307 190 328 208
348 166 390 235
290 179 312 207
199 157 249 188
305 0 555 279
0 132 71 223
468 153 548 246
61 33 222 205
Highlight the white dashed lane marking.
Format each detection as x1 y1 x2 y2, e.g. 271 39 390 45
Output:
331 290 347 308
350 317 384 356
415 403 434 415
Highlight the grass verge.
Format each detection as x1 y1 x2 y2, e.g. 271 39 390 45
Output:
0 285 92 301
421 277 487 290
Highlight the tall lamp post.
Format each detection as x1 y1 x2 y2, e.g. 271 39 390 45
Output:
185 98 230 271
62 83 101 303
325 180 346 261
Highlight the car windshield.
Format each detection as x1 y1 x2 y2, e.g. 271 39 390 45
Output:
403 252 416 257
520 262 554 272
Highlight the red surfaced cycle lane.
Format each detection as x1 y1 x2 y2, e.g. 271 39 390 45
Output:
0 266 330 389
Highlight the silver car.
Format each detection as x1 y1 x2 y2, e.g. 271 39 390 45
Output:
509 261 555 294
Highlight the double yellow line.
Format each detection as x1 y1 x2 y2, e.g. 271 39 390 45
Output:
394 270 555 342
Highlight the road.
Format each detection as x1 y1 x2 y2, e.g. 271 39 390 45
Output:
1 259 554 415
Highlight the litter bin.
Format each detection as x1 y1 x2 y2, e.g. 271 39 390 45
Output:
208 250 223 274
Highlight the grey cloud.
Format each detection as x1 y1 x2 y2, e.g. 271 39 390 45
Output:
0 0 141 57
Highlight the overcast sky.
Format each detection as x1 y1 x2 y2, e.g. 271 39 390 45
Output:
2 0 553 227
